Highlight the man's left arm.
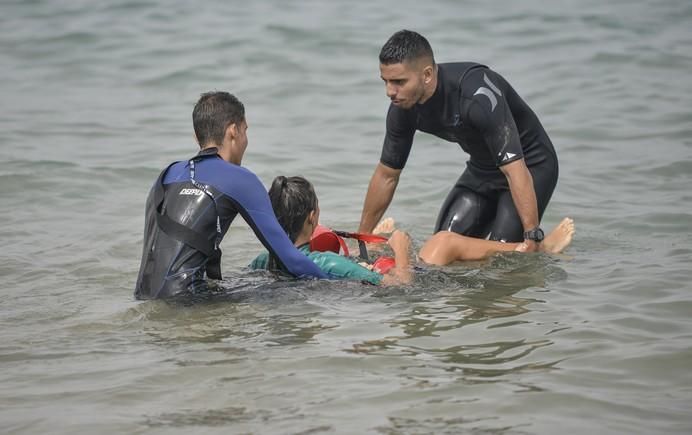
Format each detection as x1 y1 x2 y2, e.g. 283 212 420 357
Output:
465 69 541 251
500 159 540 252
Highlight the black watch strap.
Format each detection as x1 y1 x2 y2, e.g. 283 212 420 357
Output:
523 227 544 242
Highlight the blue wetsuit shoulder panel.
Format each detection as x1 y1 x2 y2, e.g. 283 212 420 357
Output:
173 157 327 279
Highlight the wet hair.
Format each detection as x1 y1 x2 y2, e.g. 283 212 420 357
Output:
379 29 435 66
192 91 245 147
268 176 318 243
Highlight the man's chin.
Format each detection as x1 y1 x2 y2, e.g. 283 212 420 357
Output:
393 100 412 109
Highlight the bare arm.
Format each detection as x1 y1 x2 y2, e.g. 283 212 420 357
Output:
500 158 540 252
358 163 401 234
381 229 412 285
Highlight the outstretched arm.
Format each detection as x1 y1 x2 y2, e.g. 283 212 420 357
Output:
222 169 328 279
358 163 401 234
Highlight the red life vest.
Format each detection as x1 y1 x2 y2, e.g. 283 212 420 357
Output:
310 224 350 256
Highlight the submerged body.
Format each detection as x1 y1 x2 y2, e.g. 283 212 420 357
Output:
250 175 575 287
250 244 383 285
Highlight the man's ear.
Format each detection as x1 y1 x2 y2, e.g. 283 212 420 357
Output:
308 210 317 226
423 65 434 84
226 123 238 142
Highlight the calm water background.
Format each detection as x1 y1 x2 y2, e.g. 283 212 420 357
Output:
1 0 691 433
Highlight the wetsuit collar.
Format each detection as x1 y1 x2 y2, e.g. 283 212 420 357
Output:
197 146 220 157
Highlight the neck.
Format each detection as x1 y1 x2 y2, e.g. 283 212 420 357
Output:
203 144 242 165
294 233 311 248
419 65 438 104
294 226 313 248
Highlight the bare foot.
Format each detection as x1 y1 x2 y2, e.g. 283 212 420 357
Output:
540 218 575 254
373 217 396 234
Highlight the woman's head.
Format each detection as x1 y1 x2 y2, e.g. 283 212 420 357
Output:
268 176 319 242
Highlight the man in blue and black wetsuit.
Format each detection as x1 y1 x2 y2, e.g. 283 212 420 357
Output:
135 92 326 299
358 30 559 251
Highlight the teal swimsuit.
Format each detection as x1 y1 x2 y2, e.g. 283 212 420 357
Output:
250 244 383 285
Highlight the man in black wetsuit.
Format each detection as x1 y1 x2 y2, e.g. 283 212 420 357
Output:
358 30 559 251
135 92 326 299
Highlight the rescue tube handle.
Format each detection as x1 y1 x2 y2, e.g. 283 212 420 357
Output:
332 230 388 243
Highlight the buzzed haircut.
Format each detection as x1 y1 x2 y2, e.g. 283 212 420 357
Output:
192 91 245 147
379 29 435 66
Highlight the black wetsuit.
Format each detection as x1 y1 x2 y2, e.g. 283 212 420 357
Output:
380 62 559 242
135 148 327 299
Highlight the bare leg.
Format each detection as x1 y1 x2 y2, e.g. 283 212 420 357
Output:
419 232 518 265
419 217 575 266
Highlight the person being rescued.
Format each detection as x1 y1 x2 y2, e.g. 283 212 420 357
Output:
249 175 575 286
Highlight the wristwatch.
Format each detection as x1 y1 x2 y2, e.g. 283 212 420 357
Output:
523 227 544 243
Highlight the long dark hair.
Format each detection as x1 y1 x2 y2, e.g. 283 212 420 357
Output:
268 175 318 243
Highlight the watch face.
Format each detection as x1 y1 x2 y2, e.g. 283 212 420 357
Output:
525 228 544 242
535 229 544 242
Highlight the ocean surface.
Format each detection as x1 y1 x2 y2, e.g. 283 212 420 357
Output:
1 0 691 433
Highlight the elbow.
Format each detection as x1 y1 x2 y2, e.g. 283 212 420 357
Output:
499 158 528 182
377 163 401 185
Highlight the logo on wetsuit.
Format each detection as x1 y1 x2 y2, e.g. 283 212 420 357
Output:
179 188 204 196
473 73 503 112
501 152 517 162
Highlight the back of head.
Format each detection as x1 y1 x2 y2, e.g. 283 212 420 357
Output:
379 29 435 66
192 91 245 148
268 176 318 242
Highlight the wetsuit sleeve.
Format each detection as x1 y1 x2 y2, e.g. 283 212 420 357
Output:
465 69 524 167
220 169 328 279
308 252 383 285
380 103 416 170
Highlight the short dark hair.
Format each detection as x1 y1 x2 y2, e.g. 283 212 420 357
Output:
192 91 245 147
379 29 435 66
268 176 318 243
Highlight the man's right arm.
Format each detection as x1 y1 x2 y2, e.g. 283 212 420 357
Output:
359 104 414 234
358 163 401 234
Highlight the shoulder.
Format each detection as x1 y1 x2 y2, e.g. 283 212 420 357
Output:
201 158 265 196
161 160 187 184
249 252 269 269
206 157 258 178
307 251 382 284
306 250 345 265
386 102 415 124
458 65 495 98
438 62 487 84
461 67 511 116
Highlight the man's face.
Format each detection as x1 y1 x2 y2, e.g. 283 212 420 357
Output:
380 61 426 109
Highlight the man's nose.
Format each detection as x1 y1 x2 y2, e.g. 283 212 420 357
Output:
385 83 396 98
